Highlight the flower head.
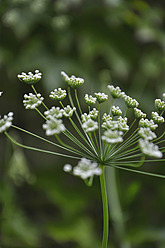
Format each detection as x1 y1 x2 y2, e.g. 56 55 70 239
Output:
108 85 122 98
155 99 165 111
49 88 67 101
134 108 146 119
139 139 162 158
0 112 14 133
81 113 91 123
102 113 112 122
17 70 42 85
82 119 98 132
62 105 76 118
73 158 102 179
124 95 139 108
151 112 164 124
111 106 122 116
61 71 84 88
0 92 3 96
43 116 65 136
102 119 118 131
117 117 129 131
44 107 63 119
89 108 99 119
95 92 108 103
102 130 123 144
138 127 157 141
139 118 158 131
84 94 96 105
23 93 44 109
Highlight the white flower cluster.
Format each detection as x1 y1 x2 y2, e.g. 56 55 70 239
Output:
63 158 102 179
155 99 165 111
124 95 139 108
17 70 42 85
84 94 96 105
151 112 164 124
102 130 123 144
0 112 14 133
62 105 76 118
82 119 98 133
102 116 129 132
111 106 122 116
44 107 63 119
81 113 91 123
102 113 112 122
108 85 122 98
139 118 158 131
138 127 156 141
95 92 108 103
43 116 65 136
134 108 146 119
49 88 67 101
61 71 84 88
23 93 44 109
89 108 99 119
139 139 162 158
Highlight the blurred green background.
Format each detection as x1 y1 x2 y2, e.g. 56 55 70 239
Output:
1 0 165 247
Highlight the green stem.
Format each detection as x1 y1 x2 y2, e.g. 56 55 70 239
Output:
100 165 109 248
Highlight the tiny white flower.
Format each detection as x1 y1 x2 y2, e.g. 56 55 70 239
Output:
82 119 98 132
151 112 164 124
134 108 146 119
162 93 165 101
139 118 158 131
23 93 44 109
124 95 139 108
17 70 42 85
102 130 123 144
95 92 108 103
62 105 76 118
49 88 67 101
102 113 112 122
111 106 122 116
63 164 72 172
44 107 63 119
61 71 84 88
107 85 122 98
43 116 65 136
81 113 91 123
0 112 14 133
117 116 129 131
138 127 157 141
73 158 102 179
89 108 99 119
155 99 165 111
0 92 3 96
139 139 162 158
102 120 118 131
84 94 97 105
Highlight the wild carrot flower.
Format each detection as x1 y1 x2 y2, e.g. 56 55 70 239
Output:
49 88 67 101
23 93 44 109
43 116 65 135
17 70 42 84
71 158 102 179
44 107 63 119
84 94 97 105
2 69 165 248
0 112 13 133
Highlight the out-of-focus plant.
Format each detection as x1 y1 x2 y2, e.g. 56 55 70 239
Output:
1 69 165 247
